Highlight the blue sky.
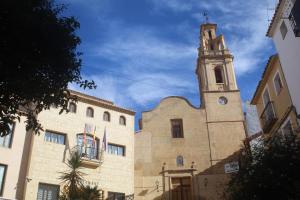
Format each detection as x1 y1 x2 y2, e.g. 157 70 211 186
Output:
62 0 278 126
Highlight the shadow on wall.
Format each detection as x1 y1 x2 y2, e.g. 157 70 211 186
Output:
144 149 243 200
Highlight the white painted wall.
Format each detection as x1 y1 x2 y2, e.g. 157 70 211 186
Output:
272 1 300 120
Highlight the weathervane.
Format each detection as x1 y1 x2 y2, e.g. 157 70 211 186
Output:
202 11 209 24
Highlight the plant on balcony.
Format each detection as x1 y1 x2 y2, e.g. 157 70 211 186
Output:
226 133 300 200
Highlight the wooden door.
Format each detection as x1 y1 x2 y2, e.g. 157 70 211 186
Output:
171 177 191 200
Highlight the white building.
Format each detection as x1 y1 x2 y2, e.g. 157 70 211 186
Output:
267 0 300 123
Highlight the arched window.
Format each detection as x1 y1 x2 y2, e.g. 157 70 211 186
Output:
176 155 184 167
214 66 224 83
119 116 126 126
76 134 99 159
69 102 77 113
86 107 94 118
103 111 110 122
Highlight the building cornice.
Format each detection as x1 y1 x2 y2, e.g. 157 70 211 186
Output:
266 0 285 37
251 55 278 104
69 90 135 116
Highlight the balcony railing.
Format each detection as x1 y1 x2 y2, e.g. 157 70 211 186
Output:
260 101 278 133
289 0 300 37
200 49 230 56
75 145 99 160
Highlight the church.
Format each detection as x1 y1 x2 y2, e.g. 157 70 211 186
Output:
134 23 246 200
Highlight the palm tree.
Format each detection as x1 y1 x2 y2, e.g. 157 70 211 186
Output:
79 185 102 200
59 151 85 199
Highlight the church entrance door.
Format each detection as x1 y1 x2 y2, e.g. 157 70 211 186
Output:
171 177 192 200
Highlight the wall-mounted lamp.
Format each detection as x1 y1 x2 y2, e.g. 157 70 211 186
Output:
155 180 159 192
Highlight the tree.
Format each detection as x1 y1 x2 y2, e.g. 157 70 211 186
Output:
0 0 96 136
59 151 102 200
59 151 85 199
227 133 300 200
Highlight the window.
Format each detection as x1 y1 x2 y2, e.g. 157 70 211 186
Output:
280 21 288 39
77 134 99 160
214 66 224 83
210 43 214 50
37 183 59 200
119 116 126 126
281 119 293 136
0 123 14 148
171 119 184 138
103 111 110 122
0 164 7 196
176 155 184 167
108 143 125 156
262 88 271 107
208 30 212 39
86 107 94 118
69 102 76 113
273 72 283 95
44 131 65 145
107 192 125 200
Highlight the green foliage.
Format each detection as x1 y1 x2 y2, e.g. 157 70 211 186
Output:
79 185 102 200
0 0 96 136
227 133 300 200
59 152 103 200
59 151 85 200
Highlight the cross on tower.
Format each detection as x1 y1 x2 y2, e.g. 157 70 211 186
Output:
203 11 209 24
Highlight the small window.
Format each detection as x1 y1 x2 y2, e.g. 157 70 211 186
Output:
0 164 7 196
273 72 283 95
119 116 126 126
280 21 288 39
69 102 77 113
86 107 94 118
0 123 14 148
176 155 184 167
208 30 212 39
171 119 184 138
108 143 125 156
281 119 293 136
107 192 125 200
44 131 65 145
103 111 110 122
37 183 60 200
214 66 224 83
263 88 271 107
210 43 214 50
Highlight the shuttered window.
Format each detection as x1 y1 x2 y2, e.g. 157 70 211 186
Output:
37 183 59 200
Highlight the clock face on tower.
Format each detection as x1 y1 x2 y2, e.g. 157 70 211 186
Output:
218 96 228 105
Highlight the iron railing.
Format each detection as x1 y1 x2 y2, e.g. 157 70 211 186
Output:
75 145 99 160
289 0 300 37
260 101 278 133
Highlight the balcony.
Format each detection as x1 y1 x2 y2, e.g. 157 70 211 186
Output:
260 101 278 133
289 0 300 37
75 145 102 168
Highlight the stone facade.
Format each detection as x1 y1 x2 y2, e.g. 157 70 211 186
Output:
134 24 246 200
22 91 135 200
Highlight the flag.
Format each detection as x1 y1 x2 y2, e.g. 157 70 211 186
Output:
93 126 96 146
102 127 107 152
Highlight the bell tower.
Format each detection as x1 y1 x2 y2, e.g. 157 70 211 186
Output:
196 23 245 166
196 23 239 106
